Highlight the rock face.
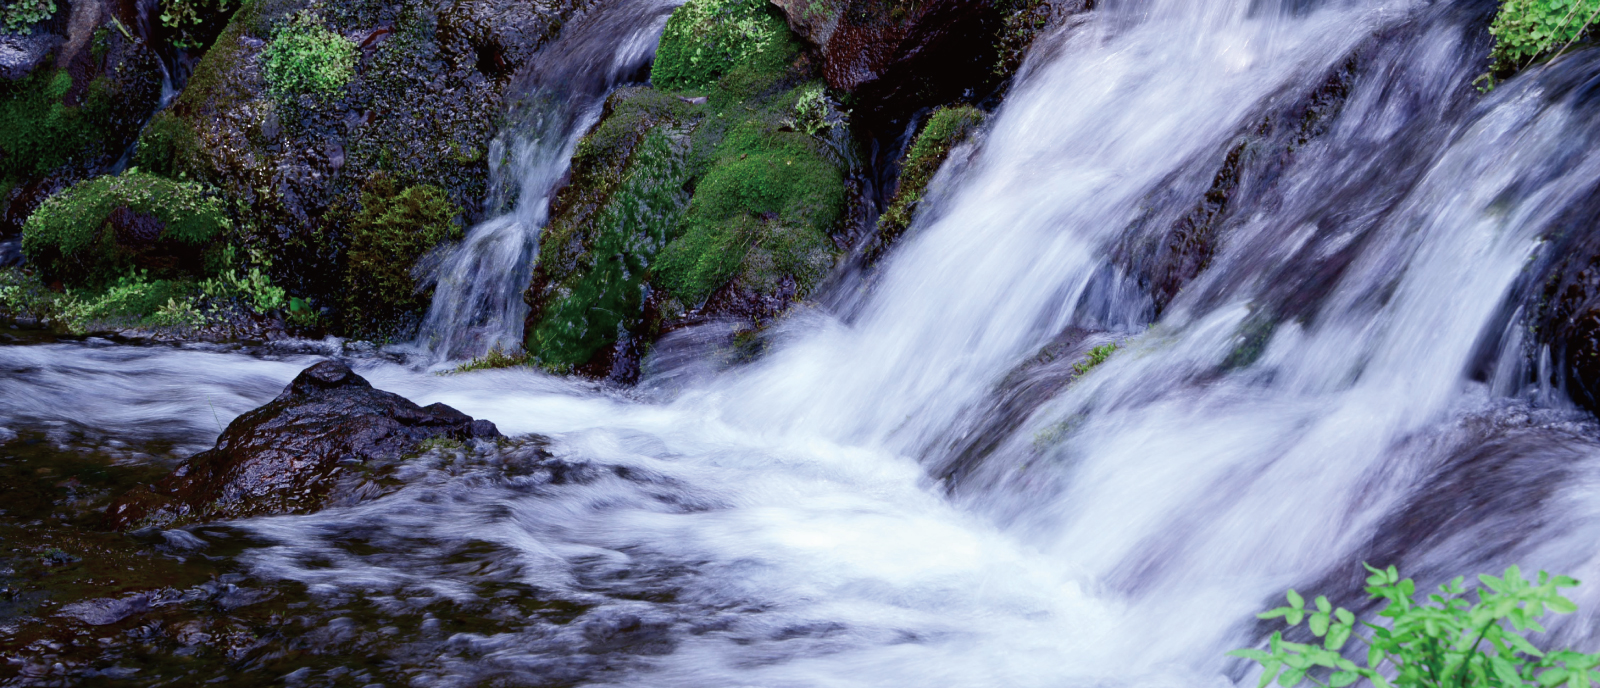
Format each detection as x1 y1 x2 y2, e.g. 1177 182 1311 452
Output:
769 0 1090 127
105 361 501 530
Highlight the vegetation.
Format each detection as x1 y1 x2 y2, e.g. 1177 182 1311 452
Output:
341 177 462 340
869 105 982 261
2 0 55 34
260 13 357 98
1487 0 1600 76
1073 342 1119 377
1233 564 1600 688
450 345 530 373
650 0 788 91
160 0 236 49
21 171 230 289
0 70 116 189
132 110 203 179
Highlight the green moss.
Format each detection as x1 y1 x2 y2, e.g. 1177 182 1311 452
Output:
655 121 843 302
529 128 693 369
0 70 118 182
21 171 231 289
342 177 463 340
260 12 358 98
650 0 793 92
1072 342 1119 377
869 105 983 261
133 110 204 179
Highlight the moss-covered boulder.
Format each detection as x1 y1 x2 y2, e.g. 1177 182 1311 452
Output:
142 0 592 308
20 171 230 288
341 177 463 340
521 0 854 379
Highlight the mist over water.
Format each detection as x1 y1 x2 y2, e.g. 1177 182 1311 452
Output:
11 0 1600 685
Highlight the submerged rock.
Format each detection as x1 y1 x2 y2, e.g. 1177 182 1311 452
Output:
105 361 501 530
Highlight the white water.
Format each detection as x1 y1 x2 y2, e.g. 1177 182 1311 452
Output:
9 0 1600 685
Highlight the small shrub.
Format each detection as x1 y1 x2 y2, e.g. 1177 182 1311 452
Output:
791 82 834 136
451 345 529 373
1489 0 1600 74
651 0 788 91
259 13 357 98
21 171 230 288
201 246 286 313
2 0 56 35
1233 564 1600 688
342 177 462 340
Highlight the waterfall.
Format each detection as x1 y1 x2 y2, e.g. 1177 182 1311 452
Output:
413 0 678 362
9 0 1600 685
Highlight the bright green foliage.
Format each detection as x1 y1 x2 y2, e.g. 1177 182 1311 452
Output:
2 0 56 34
792 82 832 136
260 13 357 98
201 246 286 313
1489 0 1600 73
342 178 462 340
1073 342 1119 376
1232 564 1600 688
21 171 230 288
870 105 983 261
160 0 234 49
0 70 116 187
651 0 788 91
57 273 194 332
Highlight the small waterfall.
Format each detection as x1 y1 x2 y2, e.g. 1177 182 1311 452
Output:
15 0 1600 685
414 0 677 362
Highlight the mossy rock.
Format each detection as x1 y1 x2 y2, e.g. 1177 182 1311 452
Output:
341 177 463 341
650 0 796 92
21 171 231 289
524 0 852 378
132 110 205 180
865 104 982 262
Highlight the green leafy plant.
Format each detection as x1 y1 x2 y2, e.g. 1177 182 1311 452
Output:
201 246 285 313
160 0 234 49
2 0 57 35
259 13 357 98
791 82 833 136
1232 564 1600 688
1488 0 1600 75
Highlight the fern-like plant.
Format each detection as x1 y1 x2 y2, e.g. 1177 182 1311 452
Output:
1232 564 1600 688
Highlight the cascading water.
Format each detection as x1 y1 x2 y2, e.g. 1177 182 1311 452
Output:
414 0 677 362
11 0 1600 685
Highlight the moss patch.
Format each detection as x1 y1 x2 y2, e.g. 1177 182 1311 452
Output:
341 177 463 340
132 111 204 179
866 105 982 262
0 71 116 183
523 0 852 376
21 171 231 289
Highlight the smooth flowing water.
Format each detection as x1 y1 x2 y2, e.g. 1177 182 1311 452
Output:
8 0 1600 685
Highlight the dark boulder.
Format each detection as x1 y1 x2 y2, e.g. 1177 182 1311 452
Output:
105 361 501 530
769 0 1090 127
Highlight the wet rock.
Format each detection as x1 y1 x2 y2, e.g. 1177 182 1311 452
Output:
105 361 502 529
0 32 60 81
769 0 1090 127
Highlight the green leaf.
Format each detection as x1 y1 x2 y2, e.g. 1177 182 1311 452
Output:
1287 590 1305 610
1259 659 1283 688
1326 624 1351 651
1330 671 1358 687
1335 609 1354 625
1279 668 1306 687
1309 612 1329 637
1551 596 1579 614
1230 649 1272 661
1316 596 1332 613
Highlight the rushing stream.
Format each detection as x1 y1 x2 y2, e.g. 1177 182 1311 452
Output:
9 0 1600 685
